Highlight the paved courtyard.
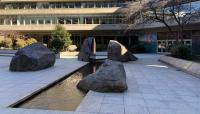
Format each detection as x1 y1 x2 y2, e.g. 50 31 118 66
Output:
0 54 200 114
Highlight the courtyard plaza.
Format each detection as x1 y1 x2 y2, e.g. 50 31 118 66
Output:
0 54 200 114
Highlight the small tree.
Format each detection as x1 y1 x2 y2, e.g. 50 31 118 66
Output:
50 25 72 53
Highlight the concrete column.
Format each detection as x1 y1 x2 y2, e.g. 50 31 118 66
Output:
10 19 12 25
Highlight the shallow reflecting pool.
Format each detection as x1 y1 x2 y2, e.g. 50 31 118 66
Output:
14 62 102 111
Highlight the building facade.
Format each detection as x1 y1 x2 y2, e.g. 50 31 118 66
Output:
0 0 134 49
0 0 199 54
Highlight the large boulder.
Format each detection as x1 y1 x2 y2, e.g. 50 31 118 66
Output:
108 40 137 62
77 59 127 92
10 43 56 72
78 37 96 62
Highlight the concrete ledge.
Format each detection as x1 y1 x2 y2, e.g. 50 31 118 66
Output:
159 55 200 77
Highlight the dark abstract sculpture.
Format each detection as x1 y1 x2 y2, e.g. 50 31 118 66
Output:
108 40 138 62
10 43 55 72
78 37 96 62
77 59 128 92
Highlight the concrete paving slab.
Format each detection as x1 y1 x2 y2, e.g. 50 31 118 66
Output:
1 54 200 114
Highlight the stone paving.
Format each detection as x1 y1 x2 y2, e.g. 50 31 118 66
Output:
0 54 200 114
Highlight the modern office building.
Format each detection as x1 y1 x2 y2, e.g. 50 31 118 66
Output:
0 0 199 54
0 0 132 48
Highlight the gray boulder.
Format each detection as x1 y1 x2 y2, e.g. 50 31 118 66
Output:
77 59 127 92
10 43 56 72
108 40 137 62
78 37 96 62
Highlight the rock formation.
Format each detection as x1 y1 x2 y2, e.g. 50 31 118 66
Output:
108 40 137 62
10 43 56 72
77 59 128 92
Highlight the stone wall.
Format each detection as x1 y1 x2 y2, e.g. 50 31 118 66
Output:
159 55 200 78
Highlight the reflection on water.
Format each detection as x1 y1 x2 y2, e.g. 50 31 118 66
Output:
17 62 102 111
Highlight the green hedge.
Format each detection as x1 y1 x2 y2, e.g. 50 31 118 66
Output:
170 44 191 60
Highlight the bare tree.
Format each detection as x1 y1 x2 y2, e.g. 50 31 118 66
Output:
126 0 200 43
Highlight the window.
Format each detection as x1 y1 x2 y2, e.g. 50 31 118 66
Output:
45 19 51 24
38 19 44 24
13 3 19 9
58 17 64 24
42 3 49 9
93 17 99 24
72 17 79 24
63 3 68 8
31 19 37 24
95 2 101 8
87 2 94 8
68 3 74 8
52 18 57 24
30 3 36 9
55 3 62 8
25 18 30 25
75 2 81 8
24 4 31 9
102 3 108 8
85 17 92 24
12 18 17 25
65 18 71 24
19 19 24 25
0 18 4 25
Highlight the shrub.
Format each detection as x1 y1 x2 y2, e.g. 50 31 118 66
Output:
14 38 27 49
50 25 72 53
1 38 13 48
26 38 37 45
170 44 191 60
0 36 4 47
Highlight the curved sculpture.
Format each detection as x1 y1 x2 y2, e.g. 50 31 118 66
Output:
108 40 138 62
78 37 96 62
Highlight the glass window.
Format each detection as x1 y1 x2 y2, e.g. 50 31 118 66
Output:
72 17 79 24
52 18 57 24
5 4 13 9
12 18 17 25
68 3 74 8
38 19 44 24
31 19 37 24
51 3 56 8
85 17 92 24
0 3 5 9
45 19 51 24
19 4 24 9
13 3 18 9
24 4 31 9
58 17 64 24
87 2 94 8
5 19 10 25
102 3 108 8
93 17 99 24
101 17 107 24
95 2 101 8
0 18 4 25
30 3 36 9
63 3 68 8
65 18 72 24
25 18 30 25
56 3 62 8
75 2 81 8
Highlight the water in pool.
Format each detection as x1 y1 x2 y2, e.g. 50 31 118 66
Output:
14 62 102 111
